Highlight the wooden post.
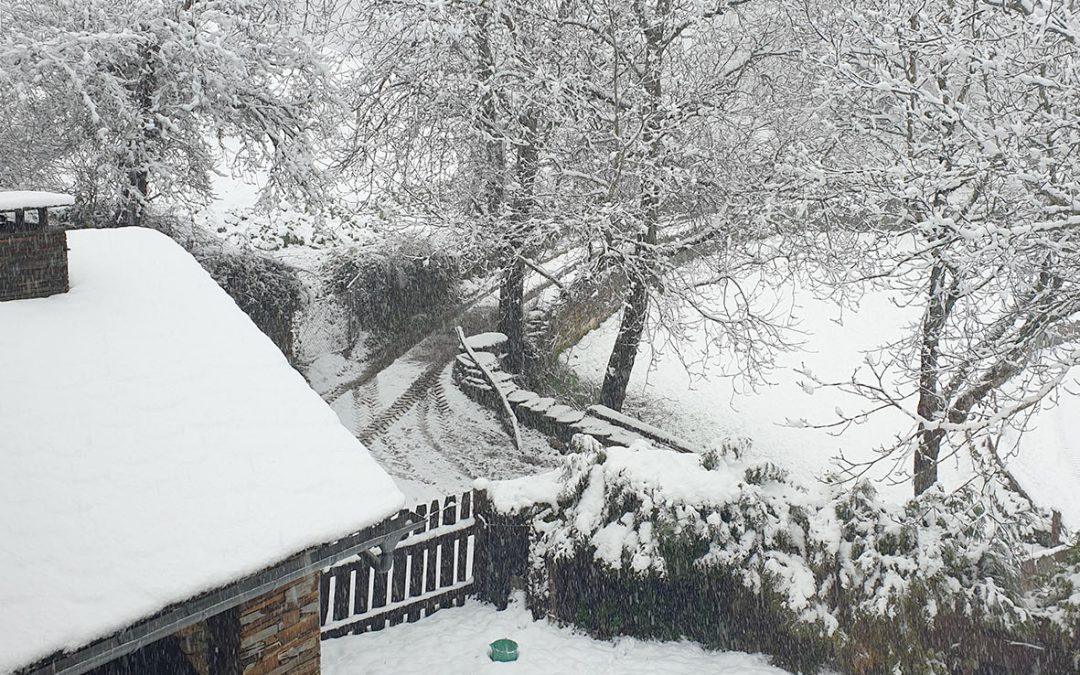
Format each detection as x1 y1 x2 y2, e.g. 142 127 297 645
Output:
472 488 530 610
38 208 48 229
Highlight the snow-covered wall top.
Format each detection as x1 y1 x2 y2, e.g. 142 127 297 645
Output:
0 228 404 673
0 191 75 211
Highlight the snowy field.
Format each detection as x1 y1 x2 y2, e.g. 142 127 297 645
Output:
321 598 790 675
564 271 1080 528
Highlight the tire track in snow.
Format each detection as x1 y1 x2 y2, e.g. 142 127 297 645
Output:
356 364 444 445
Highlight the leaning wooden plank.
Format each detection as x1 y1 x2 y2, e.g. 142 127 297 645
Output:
456 326 522 451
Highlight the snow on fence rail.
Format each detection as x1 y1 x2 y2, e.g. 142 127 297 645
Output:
320 490 477 639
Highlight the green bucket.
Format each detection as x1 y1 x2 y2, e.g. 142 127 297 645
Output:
489 638 519 662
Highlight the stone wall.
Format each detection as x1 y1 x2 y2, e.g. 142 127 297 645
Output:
166 573 322 675
238 573 321 675
454 332 698 454
0 230 69 302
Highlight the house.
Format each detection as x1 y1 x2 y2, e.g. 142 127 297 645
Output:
0 193 412 674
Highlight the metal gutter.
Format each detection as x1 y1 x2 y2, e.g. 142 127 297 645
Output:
23 511 421 675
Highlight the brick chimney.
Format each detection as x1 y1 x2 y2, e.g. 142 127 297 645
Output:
0 193 72 302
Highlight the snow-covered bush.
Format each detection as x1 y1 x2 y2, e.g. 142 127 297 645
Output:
495 441 1075 673
325 237 461 340
211 208 380 252
197 250 304 361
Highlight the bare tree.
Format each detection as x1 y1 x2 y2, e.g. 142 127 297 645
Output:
337 0 574 370
799 0 1080 495
0 0 332 224
548 0 801 410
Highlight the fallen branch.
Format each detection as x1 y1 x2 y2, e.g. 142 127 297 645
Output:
518 255 567 291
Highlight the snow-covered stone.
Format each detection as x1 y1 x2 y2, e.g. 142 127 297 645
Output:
0 190 75 211
506 389 539 405
463 331 509 352
546 404 585 425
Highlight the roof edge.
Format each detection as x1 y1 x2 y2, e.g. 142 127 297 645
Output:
20 510 421 675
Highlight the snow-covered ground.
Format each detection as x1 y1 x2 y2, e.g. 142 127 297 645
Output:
322 597 791 675
564 271 1080 528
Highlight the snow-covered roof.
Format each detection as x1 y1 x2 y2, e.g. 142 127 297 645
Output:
0 190 75 211
0 228 405 673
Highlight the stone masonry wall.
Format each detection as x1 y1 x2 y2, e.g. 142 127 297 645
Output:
0 231 69 302
238 573 321 675
454 332 699 454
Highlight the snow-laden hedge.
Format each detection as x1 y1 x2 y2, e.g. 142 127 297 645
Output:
325 237 461 340
491 438 1078 673
198 250 303 360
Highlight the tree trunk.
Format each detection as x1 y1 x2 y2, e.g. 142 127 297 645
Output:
499 257 527 372
913 427 945 496
472 5 504 219
600 277 649 411
120 169 148 228
498 109 540 373
599 10 664 411
913 260 952 496
118 34 158 228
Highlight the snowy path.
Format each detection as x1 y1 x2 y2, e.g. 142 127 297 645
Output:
321 598 791 675
309 256 580 500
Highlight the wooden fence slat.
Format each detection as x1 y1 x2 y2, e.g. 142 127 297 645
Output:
332 568 351 622
371 565 388 610
352 563 370 615
409 548 425 599
424 540 438 594
428 498 440 530
391 548 408 603
414 502 428 534
443 495 458 526
455 534 469 584
438 542 453 589
439 495 458 589
460 490 472 520
318 571 332 624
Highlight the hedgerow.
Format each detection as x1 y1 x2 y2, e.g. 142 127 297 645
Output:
497 441 1077 673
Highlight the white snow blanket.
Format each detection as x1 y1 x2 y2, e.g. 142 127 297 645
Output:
0 228 404 672
322 597 790 675
565 273 1080 528
0 190 75 211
